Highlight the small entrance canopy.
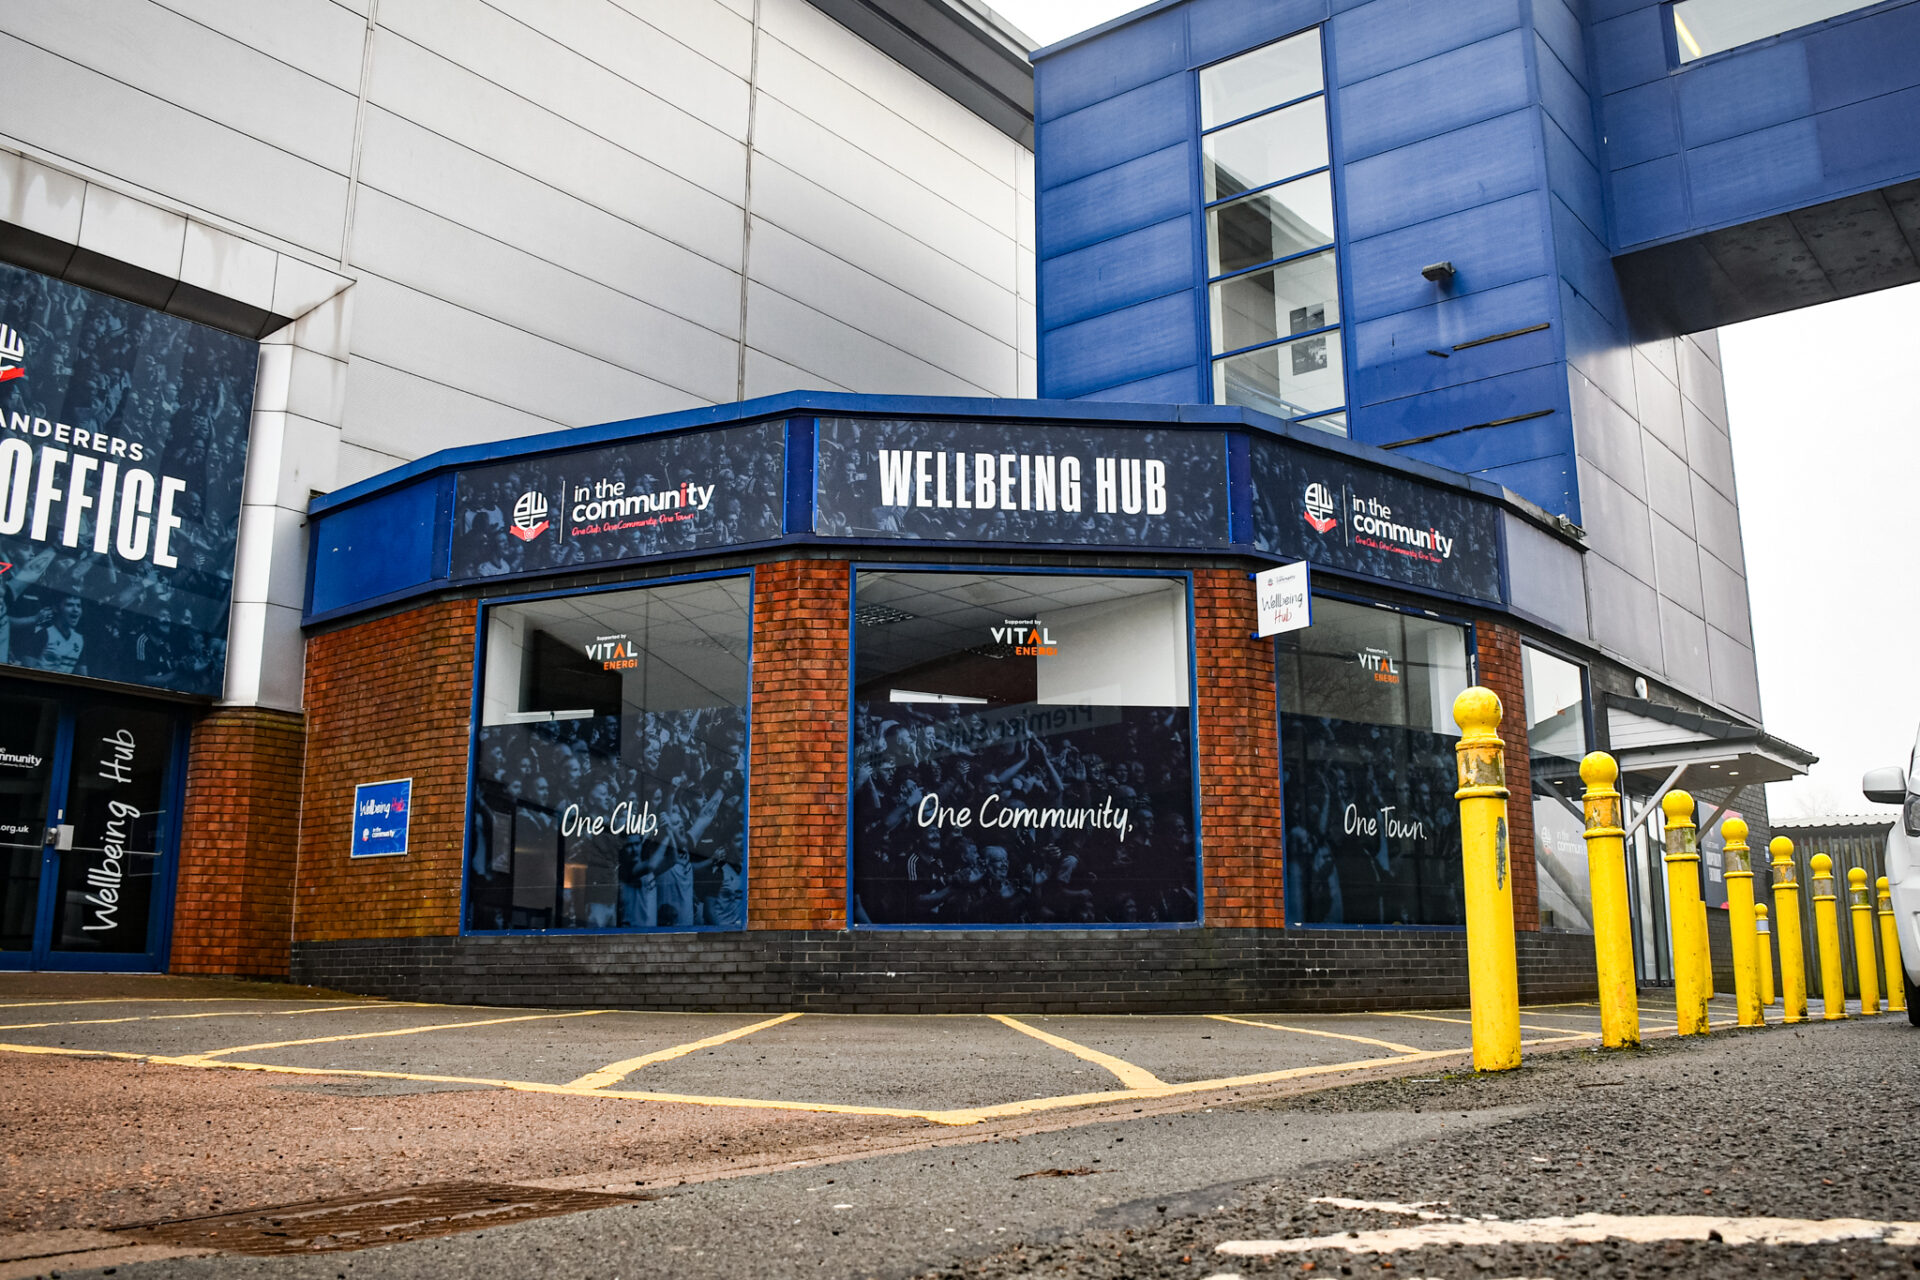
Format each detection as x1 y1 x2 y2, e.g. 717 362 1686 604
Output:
1609 695 1815 838
1531 695 1816 840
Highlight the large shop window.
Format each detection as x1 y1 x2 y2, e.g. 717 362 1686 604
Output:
1523 645 1592 933
1198 27 1346 436
466 576 749 933
1278 597 1471 926
851 571 1197 927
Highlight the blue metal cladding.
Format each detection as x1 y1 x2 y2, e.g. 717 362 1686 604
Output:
1034 0 1587 523
1595 0 1920 252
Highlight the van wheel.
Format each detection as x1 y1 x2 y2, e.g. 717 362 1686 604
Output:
1908 973 1920 1026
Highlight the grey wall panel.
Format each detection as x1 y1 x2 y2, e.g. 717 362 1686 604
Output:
1504 513 1589 640
1650 513 1703 613
379 0 750 202
0 34 349 254
742 280 991 396
756 32 1015 233
348 189 741 404
1699 552 1754 647
1576 459 1655 581
1708 625 1762 721
750 156 1016 341
1684 401 1738 500
365 31 745 270
1631 347 1687 460
7 0 360 173
763 0 1017 180
1640 436 1694 531
607 0 755 73
743 346 852 398
344 274 707 431
1569 369 1645 495
1588 553 1664 673
149 0 369 91
487 0 753 83
1678 333 1728 425
747 217 1015 393
1659 595 1712 698
339 359 568 469
752 94 1015 288
354 109 744 341
1689 472 1745 572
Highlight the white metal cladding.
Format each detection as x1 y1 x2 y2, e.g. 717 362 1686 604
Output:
0 0 1037 711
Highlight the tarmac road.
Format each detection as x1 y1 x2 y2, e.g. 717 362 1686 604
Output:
2 978 1914 1279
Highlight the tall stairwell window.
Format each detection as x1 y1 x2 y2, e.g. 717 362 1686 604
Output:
1199 28 1346 435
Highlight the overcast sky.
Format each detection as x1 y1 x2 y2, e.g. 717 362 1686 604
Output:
996 0 1919 822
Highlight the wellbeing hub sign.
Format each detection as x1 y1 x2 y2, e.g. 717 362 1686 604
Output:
0 264 257 696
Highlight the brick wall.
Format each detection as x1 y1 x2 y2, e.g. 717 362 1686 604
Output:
295 599 477 941
169 707 305 977
1192 569 1284 925
748 559 849 930
1475 622 1538 930
292 928 1598 1013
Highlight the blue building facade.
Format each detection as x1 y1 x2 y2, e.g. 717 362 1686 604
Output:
1032 0 1920 726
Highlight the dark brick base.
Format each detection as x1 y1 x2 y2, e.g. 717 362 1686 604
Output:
292 929 1600 1013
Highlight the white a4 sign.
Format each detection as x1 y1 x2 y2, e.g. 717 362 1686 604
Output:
1255 561 1311 638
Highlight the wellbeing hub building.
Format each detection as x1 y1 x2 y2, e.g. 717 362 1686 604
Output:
4 0 1905 1008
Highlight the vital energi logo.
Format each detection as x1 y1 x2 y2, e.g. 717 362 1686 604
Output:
0 323 24 383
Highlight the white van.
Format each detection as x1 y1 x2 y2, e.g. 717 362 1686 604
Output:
1862 742 1920 1024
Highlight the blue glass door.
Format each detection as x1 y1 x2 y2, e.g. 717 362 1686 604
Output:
0 683 183 971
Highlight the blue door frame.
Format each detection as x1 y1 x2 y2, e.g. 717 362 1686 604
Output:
0 681 186 973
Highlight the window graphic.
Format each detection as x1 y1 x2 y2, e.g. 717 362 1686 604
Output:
1277 597 1471 926
850 571 1198 927
465 577 749 933
1199 29 1346 435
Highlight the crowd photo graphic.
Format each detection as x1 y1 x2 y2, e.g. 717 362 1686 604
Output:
0 264 254 697
851 700 1199 926
1279 714 1465 927
467 707 747 932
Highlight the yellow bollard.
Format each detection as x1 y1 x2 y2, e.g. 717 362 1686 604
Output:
1755 903 1777 1008
1699 897 1715 1000
1580 752 1639 1048
1722 818 1762 1026
1453 687 1520 1072
1848 867 1880 1015
1770 838 1808 1022
1810 854 1848 1021
1663 791 1710 1035
1882 878 1907 1015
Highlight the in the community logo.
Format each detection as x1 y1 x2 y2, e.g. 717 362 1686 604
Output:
1302 481 1339 534
510 490 550 541
0 323 24 382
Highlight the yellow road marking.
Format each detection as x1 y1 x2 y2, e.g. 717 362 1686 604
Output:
567 1012 803 1089
1371 1011 1593 1036
925 1047 1470 1124
164 1010 610 1065
1207 1014 1425 1055
988 1015 1165 1089
0 1003 403 1032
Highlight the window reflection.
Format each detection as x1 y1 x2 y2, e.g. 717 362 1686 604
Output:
1523 645 1593 933
1672 0 1874 62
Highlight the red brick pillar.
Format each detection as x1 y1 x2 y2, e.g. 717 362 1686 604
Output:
295 600 476 942
169 707 306 977
1192 569 1284 926
1475 622 1537 930
748 559 849 930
